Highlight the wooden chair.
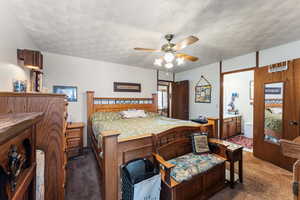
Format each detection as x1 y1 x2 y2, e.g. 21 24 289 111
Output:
152 132 227 200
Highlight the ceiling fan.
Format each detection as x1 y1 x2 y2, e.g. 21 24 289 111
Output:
134 34 199 68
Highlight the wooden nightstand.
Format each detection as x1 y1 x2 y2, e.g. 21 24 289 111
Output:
66 122 84 158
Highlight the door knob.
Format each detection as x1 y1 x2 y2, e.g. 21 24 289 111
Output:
289 121 299 126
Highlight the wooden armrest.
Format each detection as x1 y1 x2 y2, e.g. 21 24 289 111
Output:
152 153 175 169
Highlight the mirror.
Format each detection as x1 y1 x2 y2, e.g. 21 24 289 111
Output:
264 82 284 144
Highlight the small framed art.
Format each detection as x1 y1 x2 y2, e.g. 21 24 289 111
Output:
53 85 78 102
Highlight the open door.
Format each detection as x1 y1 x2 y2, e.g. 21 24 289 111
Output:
172 80 189 120
254 60 300 171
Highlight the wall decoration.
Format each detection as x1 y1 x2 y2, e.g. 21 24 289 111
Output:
113 82 141 92
53 86 77 102
195 75 212 103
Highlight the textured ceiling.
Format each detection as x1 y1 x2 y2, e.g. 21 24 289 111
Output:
9 0 300 72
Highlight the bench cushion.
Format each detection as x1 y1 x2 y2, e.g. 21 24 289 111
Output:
167 153 225 183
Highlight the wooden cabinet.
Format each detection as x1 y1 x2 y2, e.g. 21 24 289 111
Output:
0 92 67 200
66 122 84 158
0 112 43 200
222 116 241 139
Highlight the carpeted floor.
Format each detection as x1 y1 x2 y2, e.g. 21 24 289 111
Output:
66 149 293 200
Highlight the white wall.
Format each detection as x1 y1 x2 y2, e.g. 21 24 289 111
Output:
260 40 300 66
224 71 254 132
158 70 174 81
175 63 220 119
222 52 256 73
0 1 38 91
43 52 157 145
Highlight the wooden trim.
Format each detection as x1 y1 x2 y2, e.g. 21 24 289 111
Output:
219 61 223 139
256 51 260 68
221 66 257 75
0 92 65 97
158 79 174 83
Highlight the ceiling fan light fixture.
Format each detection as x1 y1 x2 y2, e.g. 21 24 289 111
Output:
165 62 174 69
164 52 175 63
176 57 185 65
154 58 163 66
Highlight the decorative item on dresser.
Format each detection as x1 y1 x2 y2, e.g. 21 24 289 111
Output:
66 122 84 158
0 92 68 200
221 115 241 139
0 112 43 200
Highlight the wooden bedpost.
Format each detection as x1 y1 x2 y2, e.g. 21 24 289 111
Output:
102 130 120 200
152 93 158 112
87 91 95 144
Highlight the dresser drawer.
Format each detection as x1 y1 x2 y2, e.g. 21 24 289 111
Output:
67 138 81 148
66 128 81 138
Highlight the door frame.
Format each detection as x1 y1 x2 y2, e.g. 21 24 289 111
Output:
219 51 259 139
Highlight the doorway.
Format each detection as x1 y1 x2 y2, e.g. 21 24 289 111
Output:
157 80 172 117
221 68 255 152
254 60 300 171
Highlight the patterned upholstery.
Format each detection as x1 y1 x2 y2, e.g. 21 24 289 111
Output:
167 153 225 183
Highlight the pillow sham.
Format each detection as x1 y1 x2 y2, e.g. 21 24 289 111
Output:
120 109 147 118
191 133 210 154
92 112 122 121
146 111 160 118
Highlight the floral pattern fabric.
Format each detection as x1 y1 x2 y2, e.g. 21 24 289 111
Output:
92 116 200 148
167 153 225 183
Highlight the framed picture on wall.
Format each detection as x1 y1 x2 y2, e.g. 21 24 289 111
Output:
113 82 141 92
195 85 212 103
53 85 78 102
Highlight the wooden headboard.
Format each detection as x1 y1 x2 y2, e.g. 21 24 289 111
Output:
86 91 158 137
265 98 283 108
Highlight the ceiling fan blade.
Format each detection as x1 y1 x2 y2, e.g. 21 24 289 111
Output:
134 48 161 52
173 36 199 51
176 53 199 62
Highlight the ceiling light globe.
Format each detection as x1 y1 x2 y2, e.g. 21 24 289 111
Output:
176 57 185 65
164 52 175 63
154 58 163 66
165 63 174 69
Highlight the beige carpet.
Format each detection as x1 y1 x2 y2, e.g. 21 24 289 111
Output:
66 150 293 200
211 151 293 200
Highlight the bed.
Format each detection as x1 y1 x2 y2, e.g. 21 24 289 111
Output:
264 102 283 143
86 91 218 200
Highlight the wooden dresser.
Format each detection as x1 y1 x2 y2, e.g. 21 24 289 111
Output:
222 115 241 139
66 122 84 158
0 93 68 200
0 112 43 200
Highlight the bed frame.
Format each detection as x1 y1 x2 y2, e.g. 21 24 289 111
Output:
86 91 205 200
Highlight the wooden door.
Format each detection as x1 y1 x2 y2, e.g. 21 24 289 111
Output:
254 60 300 171
172 80 189 120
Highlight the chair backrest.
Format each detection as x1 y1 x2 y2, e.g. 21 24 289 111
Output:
152 126 200 161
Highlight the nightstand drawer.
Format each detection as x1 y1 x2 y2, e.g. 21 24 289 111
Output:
67 148 81 158
67 138 81 148
66 128 81 138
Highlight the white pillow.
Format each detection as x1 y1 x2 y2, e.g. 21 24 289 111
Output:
270 107 282 114
120 110 147 118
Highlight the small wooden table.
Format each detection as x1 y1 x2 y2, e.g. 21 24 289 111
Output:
226 144 243 188
209 138 243 188
191 118 219 138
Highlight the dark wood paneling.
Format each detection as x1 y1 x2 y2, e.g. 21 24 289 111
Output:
171 80 189 120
